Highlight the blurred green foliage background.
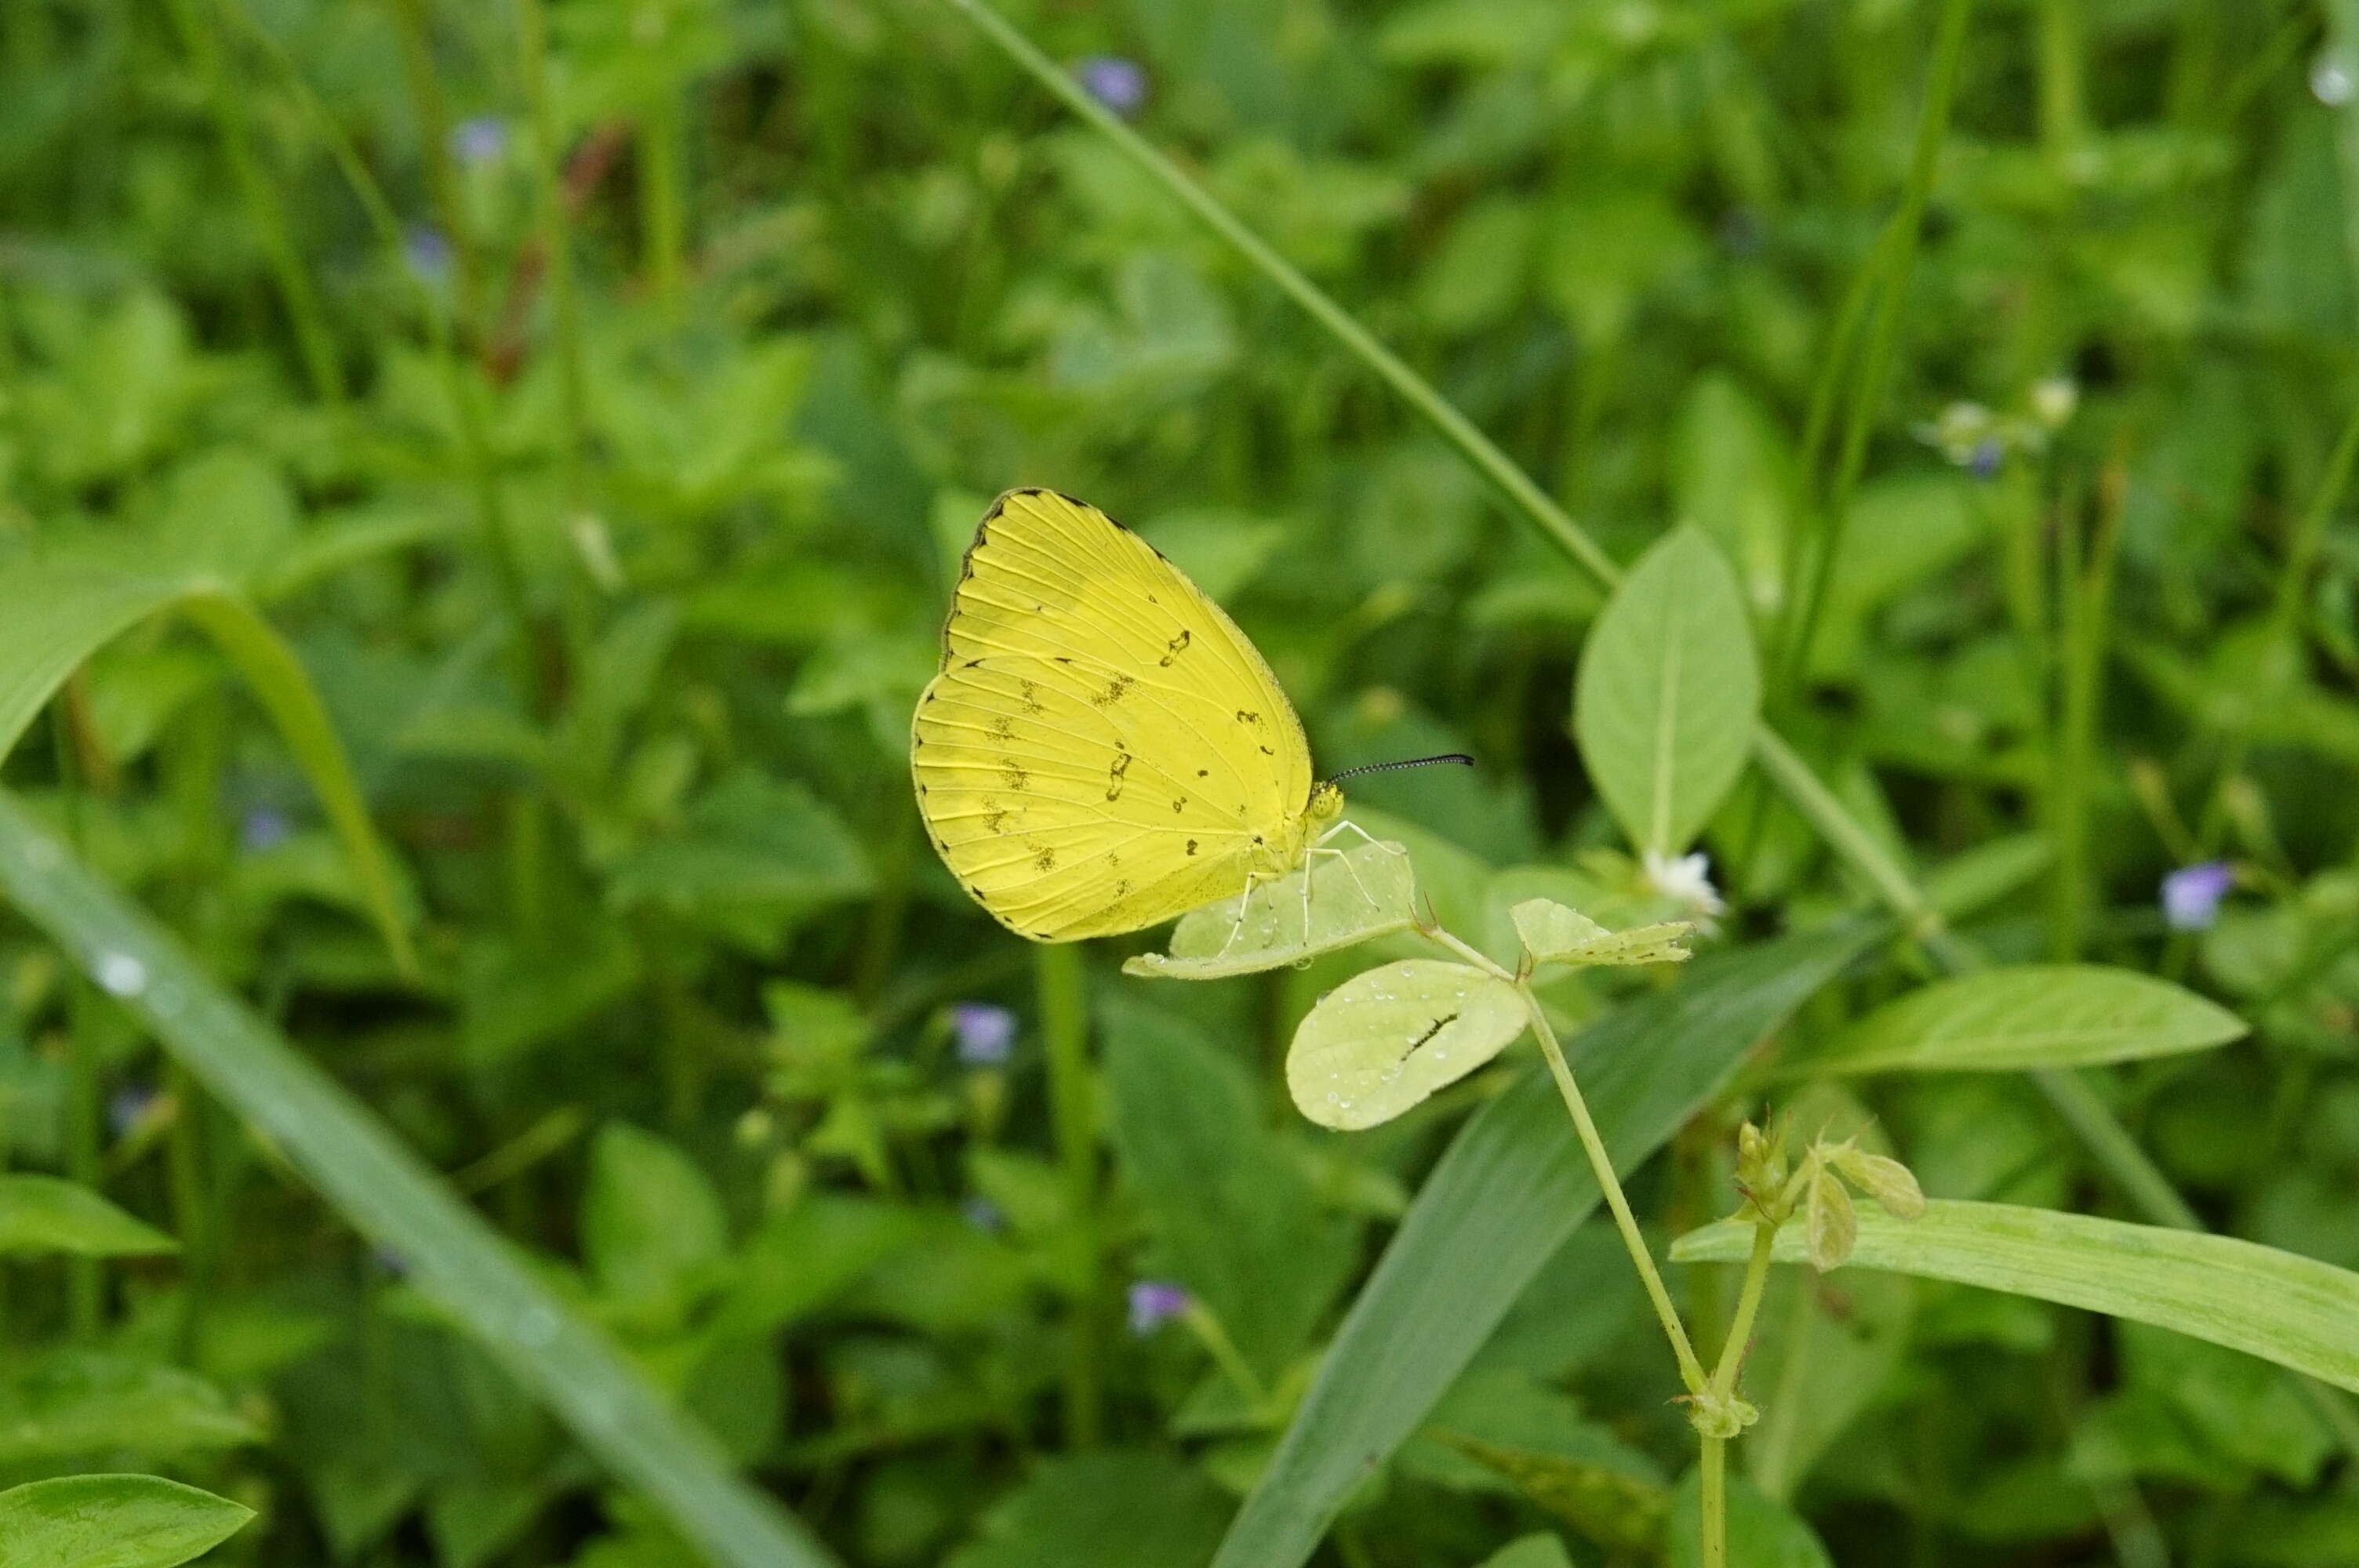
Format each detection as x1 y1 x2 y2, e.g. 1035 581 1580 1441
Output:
2 0 2359 1563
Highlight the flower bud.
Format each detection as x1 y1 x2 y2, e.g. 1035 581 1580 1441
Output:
1805 1168 1856 1271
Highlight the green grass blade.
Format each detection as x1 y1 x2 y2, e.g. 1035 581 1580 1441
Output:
0 793 838 1568
1672 1200 2359 1396
0 564 416 978
176 590 415 978
936 0 1620 592
1212 919 1880 1568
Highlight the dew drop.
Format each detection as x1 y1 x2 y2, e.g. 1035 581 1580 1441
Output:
96 952 147 997
2316 53 2355 105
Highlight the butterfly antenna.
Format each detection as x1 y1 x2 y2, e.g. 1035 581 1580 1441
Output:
1321 753 1476 785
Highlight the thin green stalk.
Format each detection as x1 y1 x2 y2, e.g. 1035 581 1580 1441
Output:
1034 942 1103 1445
514 0 591 503
641 93 688 303
161 0 347 404
936 0 1621 593
1778 0 1976 690
1699 1221 1779 1568
1699 1435 1728 1568
51 698 101 1338
2051 474 2124 961
2035 0 2087 162
224 0 537 648
386 0 483 335
1524 993 1706 1391
1425 927 1708 1392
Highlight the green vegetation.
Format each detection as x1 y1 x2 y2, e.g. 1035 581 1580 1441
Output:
2 0 2357 1563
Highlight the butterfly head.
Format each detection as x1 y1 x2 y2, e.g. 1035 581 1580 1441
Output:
1306 780 1345 825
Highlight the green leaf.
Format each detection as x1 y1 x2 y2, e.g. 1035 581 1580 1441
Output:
1510 898 1693 967
0 1174 176 1257
583 1123 730 1316
1106 998 1357 1379
0 1352 259 1465
0 561 415 978
1671 1200 2359 1395
0 796 830 1568
0 1474 254 1568
1573 526 1761 856
1471 1536 1576 1568
1285 959 1526 1131
1122 839 1415 981
947 1451 1230 1568
1806 964 2247 1075
1212 919 1878 1568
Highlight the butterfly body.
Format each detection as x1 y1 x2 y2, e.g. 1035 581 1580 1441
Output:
911 489 1342 942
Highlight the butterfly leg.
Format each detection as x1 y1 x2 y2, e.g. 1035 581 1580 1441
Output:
1314 819 1398 909
1216 870 1269 956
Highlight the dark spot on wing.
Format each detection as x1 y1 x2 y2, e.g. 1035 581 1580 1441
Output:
1237 710 1260 725
1001 763 1030 790
1114 879 1130 897
1171 798 1185 813
1198 768 1209 779
1160 629 1190 666
1186 840 1199 855
1090 673 1136 709
989 714 1016 741
1106 749 1132 800
1018 678 1045 716
1034 849 1056 872
984 806 1010 834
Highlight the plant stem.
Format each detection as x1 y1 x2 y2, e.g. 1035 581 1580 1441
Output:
1034 942 1103 1445
50 698 101 1338
1712 1221 1779 1399
1698 1220 1779 1568
2050 465 2125 962
514 0 591 506
162 0 347 404
387 0 483 335
1778 0 1976 689
641 93 688 303
1526 994 1707 1391
936 0 1621 593
1700 1435 1728 1568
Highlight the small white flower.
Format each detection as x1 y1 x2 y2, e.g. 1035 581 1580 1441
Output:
2030 376 2078 430
1644 849 1726 919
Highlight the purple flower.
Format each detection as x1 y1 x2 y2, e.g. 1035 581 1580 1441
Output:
108 1082 158 1139
2161 862 2235 931
961 1196 1006 1233
241 807 290 853
1967 437 2004 481
403 227 453 283
951 1002 1016 1066
1074 56 1147 117
449 116 508 165
1127 1279 1190 1335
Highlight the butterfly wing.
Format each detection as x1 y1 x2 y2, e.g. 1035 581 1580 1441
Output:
911 489 1313 941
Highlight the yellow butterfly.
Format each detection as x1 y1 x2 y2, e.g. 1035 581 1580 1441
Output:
910 489 1464 943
